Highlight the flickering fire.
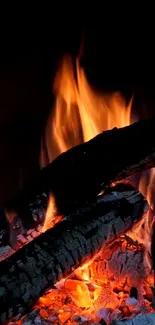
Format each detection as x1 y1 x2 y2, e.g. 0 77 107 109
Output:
42 196 63 233
4 54 152 325
41 52 155 277
40 54 132 164
31 234 154 324
30 53 155 324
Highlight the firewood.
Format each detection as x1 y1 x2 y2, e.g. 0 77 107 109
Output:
0 185 147 324
1 117 155 249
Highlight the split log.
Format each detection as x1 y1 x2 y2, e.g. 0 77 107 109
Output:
110 312 155 324
0 186 147 324
1 117 155 249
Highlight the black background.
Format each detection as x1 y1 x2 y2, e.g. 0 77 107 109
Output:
0 19 155 205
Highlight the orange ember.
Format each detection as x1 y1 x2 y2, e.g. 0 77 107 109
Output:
35 53 155 324
30 234 154 324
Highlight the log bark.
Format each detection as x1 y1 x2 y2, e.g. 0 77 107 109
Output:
110 312 155 324
1 117 155 249
0 186 147 324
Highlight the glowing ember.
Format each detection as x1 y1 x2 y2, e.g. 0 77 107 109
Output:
12 232 154 325
11 230 154 325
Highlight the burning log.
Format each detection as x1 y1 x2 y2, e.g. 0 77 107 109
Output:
86 234 151 290
0 185 147 324
1 116 155 249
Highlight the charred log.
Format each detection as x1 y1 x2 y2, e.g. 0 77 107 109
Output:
1 117 155 237
85 234 150 290
0 183 143 258
0 186 147 324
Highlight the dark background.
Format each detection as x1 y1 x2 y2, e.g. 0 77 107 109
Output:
0 23 155 205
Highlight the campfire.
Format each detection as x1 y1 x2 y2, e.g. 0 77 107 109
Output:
1 53 155 325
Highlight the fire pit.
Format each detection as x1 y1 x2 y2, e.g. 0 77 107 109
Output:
1 52 155 325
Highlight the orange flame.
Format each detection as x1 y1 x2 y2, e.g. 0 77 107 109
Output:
42 195 63 233
139 168 155 209
41 54 132 164
128 168 155 272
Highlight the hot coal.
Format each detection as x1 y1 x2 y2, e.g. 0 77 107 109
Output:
6 230 154 325
0 185 147 324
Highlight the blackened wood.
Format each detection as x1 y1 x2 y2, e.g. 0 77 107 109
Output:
0 186 147 324
2 117 155 232
0 183 143 257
